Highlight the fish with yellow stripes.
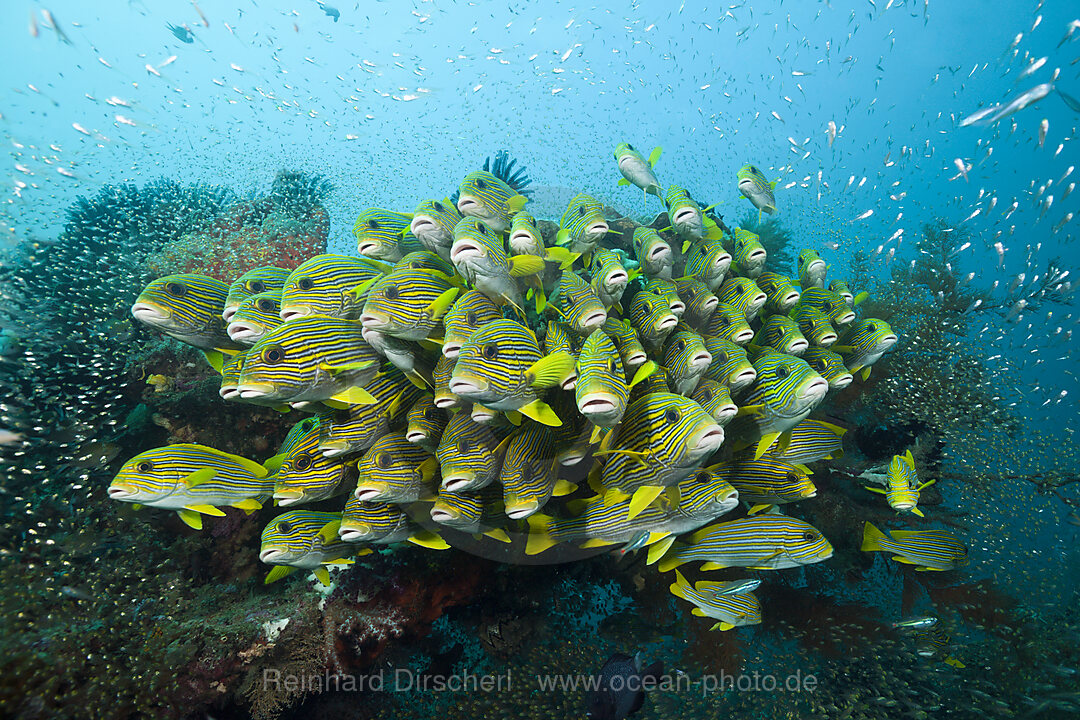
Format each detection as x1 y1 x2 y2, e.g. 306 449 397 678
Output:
669 570 762 631
590 248 631 310
108 444 272 530
727 228 767 278
317 367 420 457
662 184 706 243
755 272 801 314
712 456 817 513
280 254 388 322
736 164 777 216
602 317 649 370
801 347 854 390
500 423 575 519
716 276 767 321
797 249 827 289
405 394 447 453
353 208 414 262
432 354 461 410
673 277 718 330
227 292 284 346
525 470 738 556
632 227 674 280
218 350 247 402
628 291 678 352
798 287 855 326
451 217 544 311
790 304 838 348
828 279 868 308
543 321 578 390
754 315 809 356
555 193 609 259
834 319 898 380
450 319 574 426
689 379 737 426
410 199 463 262
359 267 459 341
429 486 511 542
658 514 833 572
663 329 713 396
763 418 846 464
441 289 503 359
701 337 756 392
575 329 652 433
339 497 448 549
725 347 829 459
701 302 754 345
550 271 608 336
273 418 357 506
353 430 439 503
223 266 291 321
683 236 732 292
614 142 663 199
644 278 685 318
861 522 967 571
131 274 242 359
435 410 509 492
865 450 935 517
456 170 529 233
259 510 370 586
238 315 381 407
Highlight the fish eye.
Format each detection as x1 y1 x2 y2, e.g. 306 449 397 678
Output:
302 419 315 430
434 202 444 212
424 408 440 421
298 277 314 291
786 472 798 482
578 206 586 217
263 346 285 364
457 439 472 454
384 284 400 300
165 282 187 298
699 389 712 402
674 340 685 352
136 461 153 473
368 219 380 230
776 365 789 379
277 521 292 534
627 143 635 151
466 311 478 325
715 316 730 328
294 455 312 471
375 452 392 469
608 358 619 374
482 344 498 360
696 471 709 483
714 351 728 363
476 178 486 189
664 408 680 424
248 280 266 293
802 531 817 542
257 298 277 312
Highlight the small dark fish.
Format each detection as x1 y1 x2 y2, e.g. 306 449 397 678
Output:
587 652 663 720
167 22 194 43
1059 89 1080 113
319 2 340 22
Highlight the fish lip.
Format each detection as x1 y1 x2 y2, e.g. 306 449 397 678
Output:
668 300 686 316
581 311 607 333
319 444 348 458
559 452 586 466
450 241 484 264
649 244 671 261
505 503 538 520
819 333 838 346
781 291 801 309
471 407 497 422
801 378 830 402
273 490 304 505
673 207 698 225
787 340 809 354
749 249 767 261
337 529 366 542
441 343 462 359
702 296 719 312
694 426 726 452
560 373 578 391
433 394 459 409
279 306 308 321
737 178 756 193
357 241 380 256
690 352 712 370
237 383 277 399
835 311 856 324
831 374 854 390
359 313 389 330
429 509 455 523
625 351 647 367
734 328 754 344
222 306 239 322
456 196 481 214
227 324 261 343
131 303 169 323
579 395 618 414
587 221 609 238
658 315 678 331
732 368 757 389
881 334 898 347
108 486 134 499
449 378 487 396
219 387 240 400
259 549 285 564
405 430 428 444
442 476 474 492
410 217 436 235
353 487 383 502
606 271 628 285
714 405 738 422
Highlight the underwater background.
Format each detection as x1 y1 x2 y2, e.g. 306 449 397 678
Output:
1 0 1079 718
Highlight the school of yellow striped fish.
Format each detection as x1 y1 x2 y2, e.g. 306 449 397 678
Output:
113 145 969 630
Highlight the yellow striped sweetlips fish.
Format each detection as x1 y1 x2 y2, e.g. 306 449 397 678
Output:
701 337 756 392
829 279 868 307
550 271 608 336
449 319 574 426
798 287 855 326
508 211 545 257
359 328 435 390
223 266 291 321
227 292 283 346
432 354 461 410
865 450 935 517
690 379 737 426
339 497 449 549
429 486 511 542
717 276 767 321
662 184 705 243
259 510 369 586
754 315 809 356
861 522 967 571
316 367 419 458
801 347 854 390
713 456 817 513
728 228 767 278
663 329 712 396
645 278 685 318
131 274 242 357
456 170 529 233
834 318 897 380
726 347 829 459
674 277 718 330
279 254 388 322
632 227 674 281
590 248 631 310
394 250 457 276
628 291 678 353
614 142 663 199
218 350 247 402
736 163 777 216
405 394 447 453
575 329 642 433
353 430 439 503
683 236 732 292
500 423 575 520
451 217 544 310
353 208 414 262
436 409 510 492
555 193 609 259
701 302 754 345
597 392 725 518
272 420 357 506
797 248 827 289
359 267 459 341
543 321 578 390
441 289 503 359
602 317 648 370
755 272 801 314
669 570 762 631
526 469 739 556
410 198 463 262
790 304 838 348
108 444 272 530
658 514 832 572
763 418 846 465
238 315 381 406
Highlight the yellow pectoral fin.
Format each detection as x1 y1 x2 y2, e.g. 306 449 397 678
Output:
317 520 342 543
330 386 378 406
699 561 728 571
409 531 450 550
860 366 872 381
863 486 887 494
526 530 557 556
183 468 218 487
184 504 226 517
645 535 676 565
483 528 512 543
910 507 925 517
177 509 203 530
517 399 562 427
426 287 460 320
507 194 528 212
648 146 662 166
852 291 869 306
748 504 774 515
509 254 545 277
202 350 225 374
629 360 658 388
349 275 381 300
580 538 618 549
754 433 782 459
264 565 297 584
690 607 707 617
319 360 378 375
736 404 764 417
231 498 262 512
527 351 576 390
628 485 664 520
313 567 332 587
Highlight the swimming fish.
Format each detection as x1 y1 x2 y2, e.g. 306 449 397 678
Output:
132 274 241 357
662 184 705 243
227 292 284 346
441 289 503 359
797 287 855 326
669 570 762 631
755 272 801 314
353 208 414 261
644 279 685 318
543 321 578 390
628 291 678 352
683 236 732 292
432 354 461 410
500 423 574 519
575 329 649 432
279 254 387 322
716 277 767 321
108 444 271 530
507 211 545 257
834 319 898 380
602 317 649 369
797 249 827 289
429 486 510 541
556 193 609 259
550 271 608 336
410 198 463 262
273 418 357 506
223 266 291 321
456 170 529 233
865 450 935 517
451 217 544 310
790 304 839 348
614 142 663 199
753 315 809 355
405 394 447 453
861 522 967 571
673 277 719 330
359 267 459 341
218 350 248 401
317 367 419 457
658 514 833 571
632 227 674 280
714 456 817 513
690 378 738 426
728 228 767 278
353 430 438 503
663 330 713 396
701 302 755 345
259 510 368 586
800 347 853 390
435 409 509 491
450 319 573 425
737 164 778 216
360 328 435 390
587 653 663 720
701 336 756 392
590 247 631 310
339 498 413 544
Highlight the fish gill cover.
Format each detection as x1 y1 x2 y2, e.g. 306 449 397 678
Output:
0 2 1079 720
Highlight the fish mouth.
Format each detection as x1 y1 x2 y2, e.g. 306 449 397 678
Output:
605 270 628 286
442 474 475 492
429 508 456 523
222 305 239 322
800 378 830 403
107 486 136 500
780 291 800 309
702 296 718 313
831 374 854 390
456 196 483 216
359 313 390 331
319 442 348 458
406 429 428 444
731 368 757 390
579 394 618 415
749 293 767 310
712 254 733 273
586 221 609 239
227 323 262 343
219 386 240 400
734 328 754 344
442 342 462 359
237 383 278 399
786 339 809 355
449 377 488 396
353 486 386 502
657 315 678 331
713 405 738 424
338 527 370 542
259 549 286 564
505 501 539 520
693 425 726 453
835 311 856 325
434 392 459 409
649 244 671 262
673 207 698 226
806 259 826 274
690 351 713 371
279 305 309 322
273 490 305 506
880 335 899 349
131 302 169 324
624 350 647 368
560 371 578 391
559 450 587 466
580 310 607 333
668 300 686 316
471 406 497 423
450 241 484 264
410 217 436 236
738 178 756 194
818 332 838 346
357 241 384 256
